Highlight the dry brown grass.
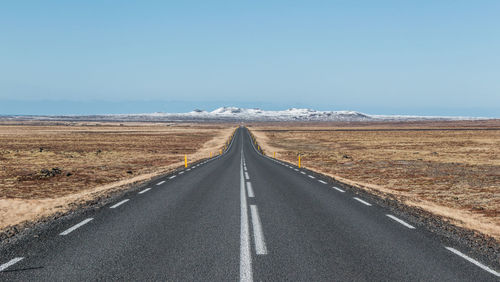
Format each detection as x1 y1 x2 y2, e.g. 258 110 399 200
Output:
0 122 235 230
250 120 500 240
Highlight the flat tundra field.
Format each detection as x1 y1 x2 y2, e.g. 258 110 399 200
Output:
250 120 500 241
0 122 234 233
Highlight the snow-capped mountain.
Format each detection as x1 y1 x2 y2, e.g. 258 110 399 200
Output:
198 107 372 121
1 107 488 122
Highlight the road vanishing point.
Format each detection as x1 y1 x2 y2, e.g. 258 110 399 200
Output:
1 127 498 281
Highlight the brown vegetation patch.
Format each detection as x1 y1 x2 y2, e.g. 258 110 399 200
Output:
250 120 500 240
0 122 234 230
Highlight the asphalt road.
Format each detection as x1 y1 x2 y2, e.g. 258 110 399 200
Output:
1 127 498 281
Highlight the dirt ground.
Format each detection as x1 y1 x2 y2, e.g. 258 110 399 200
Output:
250 120 500 240
0 122 235 230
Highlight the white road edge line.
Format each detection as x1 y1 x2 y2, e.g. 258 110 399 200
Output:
250 205 268 255
245 172 250 180
353 197 372 206
110 199 129 209
240 149 253 281
386 214 415 229
179 171 184 174
318 180 327 184
300 171 306 174
308 175 315 179
156 181 166 185
246 182 255 198
0 257 24 272
59 218 93 236
138 188 152 194
333 186 345 193
169 175 176 179
294 168 299 171
445 247 500 277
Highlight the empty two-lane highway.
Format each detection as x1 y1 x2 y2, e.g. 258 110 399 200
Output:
1 127 498 281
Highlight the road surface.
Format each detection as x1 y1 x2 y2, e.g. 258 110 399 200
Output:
1 127 498 281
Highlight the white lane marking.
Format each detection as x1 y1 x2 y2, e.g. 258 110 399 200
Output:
246 182 255 198
250 205 268 255
353 197 372 206
333 186 345 193
300 171 306 174
245 172 250 180
240 151 253 281
308 175 315 179
110 199 129 209
318 180 327 184
186 168 191 171
169 175 176 179
138 188 152 194
156 181 165 185
179 171 184 174
59 218 93 235
0 257 24 272
386 214 415 229
445 247 500 277
294 168 299 171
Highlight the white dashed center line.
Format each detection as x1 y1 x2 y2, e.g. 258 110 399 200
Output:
250 205 268 255
386 214 415 229
59 218 93 236
353 197 372 206
156 181 166 185
110 199 129 209
246 182 254 198
333 186 345 193
445 247 500 277
240 151 253 281
138 188 152 194
245 172 250 180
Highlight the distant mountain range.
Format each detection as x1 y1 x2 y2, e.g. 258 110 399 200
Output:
1 107 489 122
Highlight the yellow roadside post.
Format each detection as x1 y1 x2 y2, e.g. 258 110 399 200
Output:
298 155 301 168
210 152 212 158
184 155 187 168
274 152 276 158
220 149 222 155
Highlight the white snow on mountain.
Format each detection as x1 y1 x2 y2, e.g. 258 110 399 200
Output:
1 107 489 122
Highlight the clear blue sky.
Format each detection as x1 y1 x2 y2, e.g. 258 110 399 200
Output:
1 1 499 116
